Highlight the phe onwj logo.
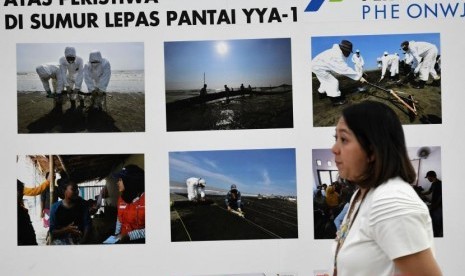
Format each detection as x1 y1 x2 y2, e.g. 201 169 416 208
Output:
305 0 343 12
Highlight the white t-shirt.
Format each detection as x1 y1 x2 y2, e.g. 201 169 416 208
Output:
333 177 434 276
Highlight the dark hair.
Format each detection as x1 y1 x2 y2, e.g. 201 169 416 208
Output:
57 177 76 199
17 180 25 204
17 179 25 192
120 165 145 203
341 101 416 188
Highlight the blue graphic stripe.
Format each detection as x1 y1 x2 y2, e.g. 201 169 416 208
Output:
305 0 325 12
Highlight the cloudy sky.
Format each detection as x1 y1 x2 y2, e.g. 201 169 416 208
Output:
169 148 297 196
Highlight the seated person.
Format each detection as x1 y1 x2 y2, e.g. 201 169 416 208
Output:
49 177 91 245
113 165 145 243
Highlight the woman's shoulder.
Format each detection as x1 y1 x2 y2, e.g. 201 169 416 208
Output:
50 200 63 211
367 177 428 224
371 177 419 200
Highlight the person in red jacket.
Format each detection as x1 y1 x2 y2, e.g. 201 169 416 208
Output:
114 165 145 243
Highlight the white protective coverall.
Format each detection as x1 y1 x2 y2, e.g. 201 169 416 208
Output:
84 50 111 109
405 41 439 81
36 63 63 94
312 44 362 98
185 177 206 201
59 47 84 101
381 54 399 78
351 53 365 74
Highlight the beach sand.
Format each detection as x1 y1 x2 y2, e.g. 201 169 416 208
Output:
17 91 145 133
312 70 442 127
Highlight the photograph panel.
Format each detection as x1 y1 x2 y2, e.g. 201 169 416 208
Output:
165 38 293 131
17 154 145 245
311 146 442 240
311 33 441 127
169 148 297 241
17 42 145 133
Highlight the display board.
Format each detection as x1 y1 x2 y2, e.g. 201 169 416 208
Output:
1 0 464 275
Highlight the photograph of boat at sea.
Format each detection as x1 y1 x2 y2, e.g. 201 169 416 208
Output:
165 38 293 131
17 42 145 133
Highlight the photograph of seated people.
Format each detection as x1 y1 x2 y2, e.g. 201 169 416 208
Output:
16 154 144 245
313 145 443 240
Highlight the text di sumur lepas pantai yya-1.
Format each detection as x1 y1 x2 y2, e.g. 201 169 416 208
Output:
2 0 299 30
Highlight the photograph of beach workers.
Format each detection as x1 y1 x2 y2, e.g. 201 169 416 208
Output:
169 148 298 241
17 154 145 245
165 38 293 131
17 42 145 133
311 33 441 127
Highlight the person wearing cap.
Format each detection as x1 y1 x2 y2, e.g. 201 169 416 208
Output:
225 184 243 212
113 164 145 243
351 49 365 75
400 40 440 89
422 171 443 237
84 50 112 111
380 51 400 82
185 177 206 201
312 40 366 106
49 177 91 245
59 46 84 110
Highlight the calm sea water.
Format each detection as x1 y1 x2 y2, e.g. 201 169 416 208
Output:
17 70 144 93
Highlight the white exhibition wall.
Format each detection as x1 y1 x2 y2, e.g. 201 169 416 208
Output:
1 0 464 275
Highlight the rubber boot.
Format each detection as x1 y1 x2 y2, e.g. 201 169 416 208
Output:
414 80 425 89
53 96 63 114
398 71 415 86
70 99 76 110
330 96 347 107
46 91 53 98
318 92 327 99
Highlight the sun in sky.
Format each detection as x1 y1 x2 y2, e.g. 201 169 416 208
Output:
215 41 229 56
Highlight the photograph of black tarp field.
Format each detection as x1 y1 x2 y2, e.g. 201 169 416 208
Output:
169 149 298 241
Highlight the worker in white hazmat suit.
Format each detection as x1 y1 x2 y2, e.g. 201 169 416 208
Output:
351 49 365 75
84 50 111 111
401 40 440 89
36 63 65 113
380 52 400 82
59 46 84 110
185 177 206 201
312 40 366 106
36 63 63 97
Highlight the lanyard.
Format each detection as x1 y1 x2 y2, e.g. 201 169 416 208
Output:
333 188 369 276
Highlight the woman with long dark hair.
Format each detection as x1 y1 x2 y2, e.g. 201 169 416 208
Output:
331 101 441 276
